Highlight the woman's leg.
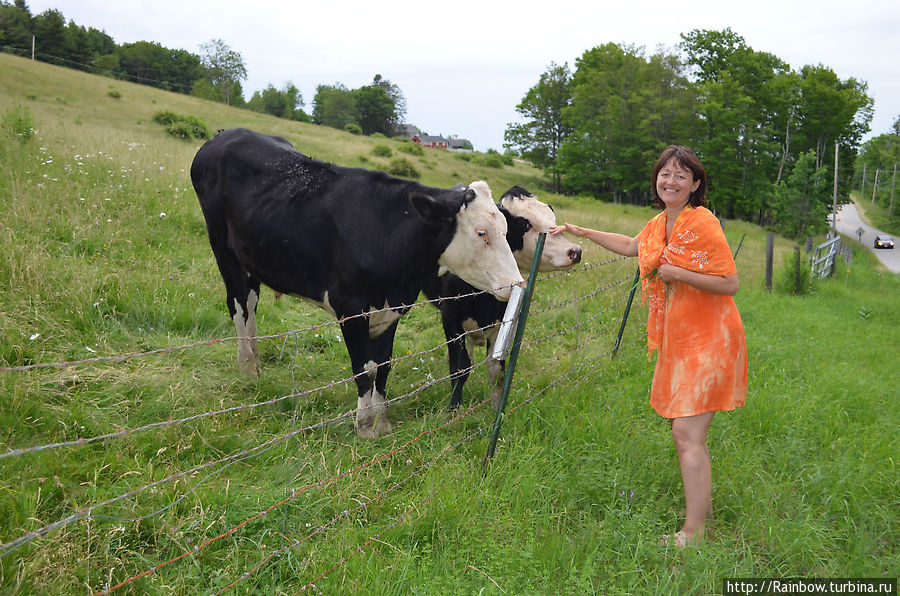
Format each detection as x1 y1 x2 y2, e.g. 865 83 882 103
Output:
671 411 715 540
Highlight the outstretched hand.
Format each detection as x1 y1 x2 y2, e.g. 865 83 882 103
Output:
549 222 585 237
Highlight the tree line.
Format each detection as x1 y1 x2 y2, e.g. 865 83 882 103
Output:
504 29 898 238
0 1 408 136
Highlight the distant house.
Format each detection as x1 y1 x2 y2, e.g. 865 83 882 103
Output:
448 137 473 152
411 134 449 149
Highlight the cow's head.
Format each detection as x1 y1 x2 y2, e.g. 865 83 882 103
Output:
410 181 523 300
500 186 582 272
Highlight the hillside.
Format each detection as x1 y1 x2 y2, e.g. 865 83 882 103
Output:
2 51 898 595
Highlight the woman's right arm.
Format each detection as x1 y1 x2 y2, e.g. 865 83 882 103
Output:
550 223 638 257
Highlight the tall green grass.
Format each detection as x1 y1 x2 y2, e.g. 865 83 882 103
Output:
1 52 897 595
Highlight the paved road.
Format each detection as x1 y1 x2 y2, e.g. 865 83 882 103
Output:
831 202 900 274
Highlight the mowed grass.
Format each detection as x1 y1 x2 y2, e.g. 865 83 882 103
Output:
1 52 898 595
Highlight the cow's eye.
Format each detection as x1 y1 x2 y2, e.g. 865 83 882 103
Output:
476 228 490 244
523 222 532 232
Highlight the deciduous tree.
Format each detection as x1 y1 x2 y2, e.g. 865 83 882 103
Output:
504 62 573 190
198 38 246 106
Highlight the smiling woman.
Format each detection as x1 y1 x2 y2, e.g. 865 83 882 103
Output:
549 144 747 547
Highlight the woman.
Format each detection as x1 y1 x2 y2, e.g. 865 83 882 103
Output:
550 145 747 547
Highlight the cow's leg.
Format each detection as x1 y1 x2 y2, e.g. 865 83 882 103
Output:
208 234 262 375
339 315 394 439
441 309 470 410
230 276 261 375
446 334 470 410
364 320 398 437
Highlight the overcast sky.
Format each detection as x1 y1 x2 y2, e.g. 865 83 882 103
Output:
25 0 900 152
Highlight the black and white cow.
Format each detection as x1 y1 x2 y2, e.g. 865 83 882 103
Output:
190 128 524 438
423 185 582 409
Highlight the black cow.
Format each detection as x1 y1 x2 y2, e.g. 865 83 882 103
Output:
424 185 582 409
190 128 524 438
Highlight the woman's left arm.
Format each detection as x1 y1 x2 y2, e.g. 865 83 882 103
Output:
657 264 739 296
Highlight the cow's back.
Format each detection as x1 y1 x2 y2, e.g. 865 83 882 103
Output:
190 128 451 306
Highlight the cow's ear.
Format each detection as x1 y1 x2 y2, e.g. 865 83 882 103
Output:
409 192 456 225
463 188 476 205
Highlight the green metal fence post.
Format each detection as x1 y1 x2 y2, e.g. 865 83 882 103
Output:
483 233 545 468
612 267 641 357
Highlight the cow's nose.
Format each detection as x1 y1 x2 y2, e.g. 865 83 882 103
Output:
569 246 583 264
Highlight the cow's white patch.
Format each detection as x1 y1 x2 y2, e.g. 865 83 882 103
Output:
502 192 581 272
368 303 400 338
462 316 500 362
296 290 337 317
356 385 393 438
233 290 260 374
439 181 523 300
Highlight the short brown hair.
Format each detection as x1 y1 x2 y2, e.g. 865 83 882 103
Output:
650 145 707 209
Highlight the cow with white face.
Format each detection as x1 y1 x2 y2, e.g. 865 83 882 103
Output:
190 128 524 438
423 185 581 409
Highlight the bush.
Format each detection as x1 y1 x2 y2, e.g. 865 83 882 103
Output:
107 89 122 99
344 122 363 135
479 154 505 169
397 141 424 156
372 144 393 158
152 111 212 140
2 103 37 142
386 157 420 179
775 247 815 295
371 132 387 139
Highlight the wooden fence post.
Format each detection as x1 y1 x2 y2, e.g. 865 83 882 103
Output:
765 233 774 291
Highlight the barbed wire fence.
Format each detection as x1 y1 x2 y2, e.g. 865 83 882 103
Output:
0 253 642 594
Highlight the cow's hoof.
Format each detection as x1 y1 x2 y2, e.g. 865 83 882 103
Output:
355 413 394 439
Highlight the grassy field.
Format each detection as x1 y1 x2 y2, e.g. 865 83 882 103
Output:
1 52 898 595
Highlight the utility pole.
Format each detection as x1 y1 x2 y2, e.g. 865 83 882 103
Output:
832 142 839 233
890 163 897 220
861 163 867 197
31 36 35 61
872 168 880 205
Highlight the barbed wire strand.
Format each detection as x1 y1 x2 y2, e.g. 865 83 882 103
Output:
1 269 630 460
0 314 503 460
0 260 618 373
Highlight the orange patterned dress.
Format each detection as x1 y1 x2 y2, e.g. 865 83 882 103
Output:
637 206 747 419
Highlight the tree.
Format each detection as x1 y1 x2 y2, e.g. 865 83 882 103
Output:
31 8 65 63
681 29 801 221
312 84 357 129
199 38 246 106
371 74 406 135
116 41 200 92
772 150 830 238
504 62 573 190
558 44 694 202
353 83 395 135
854 117 900 206
795 65 872 169
0 0 34 52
